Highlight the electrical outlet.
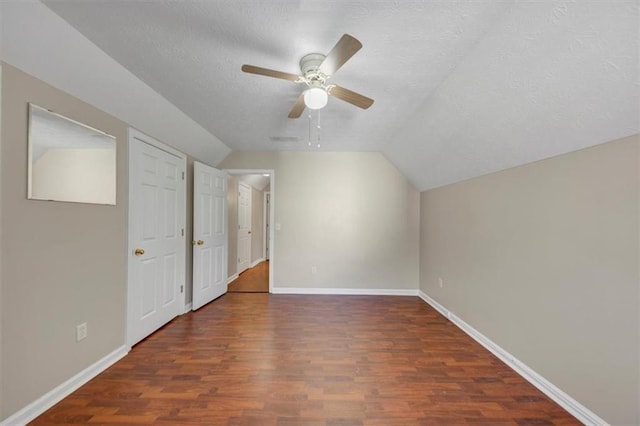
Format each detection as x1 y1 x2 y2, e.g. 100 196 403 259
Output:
438 277 444 288
76 322 87 342
311 266 317 274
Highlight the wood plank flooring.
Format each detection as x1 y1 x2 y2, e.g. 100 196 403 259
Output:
32 294 579 425
228 261 269 293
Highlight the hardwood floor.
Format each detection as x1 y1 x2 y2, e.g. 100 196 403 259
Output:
32 294 579 425
228 261 269 293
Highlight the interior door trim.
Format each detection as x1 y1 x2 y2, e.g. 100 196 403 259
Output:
263 191 270 260
224 169 275 294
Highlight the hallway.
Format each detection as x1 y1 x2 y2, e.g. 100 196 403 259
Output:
228 261 269 293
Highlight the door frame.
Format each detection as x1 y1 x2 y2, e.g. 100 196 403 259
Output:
263 191 270 260
236 181 252 275
126 128 187 347
225 169 275 293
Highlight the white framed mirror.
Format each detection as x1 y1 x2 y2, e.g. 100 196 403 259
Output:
28 103 116 205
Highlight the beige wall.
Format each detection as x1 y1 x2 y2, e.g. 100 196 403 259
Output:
1 63 128 419
227 175 239 277
219 152 420 290
419 135 639 425
251 186 264 264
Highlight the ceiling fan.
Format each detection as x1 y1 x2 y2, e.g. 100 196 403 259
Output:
241 34 374 118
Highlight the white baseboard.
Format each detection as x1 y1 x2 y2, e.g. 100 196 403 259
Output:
272 287 418 296
1 345 129 426
183 302 193 313
249 258 265 268
226 274 239 285
417 291 608 426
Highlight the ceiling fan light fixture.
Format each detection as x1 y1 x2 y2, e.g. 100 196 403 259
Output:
242 34 373 118
303 87 328 110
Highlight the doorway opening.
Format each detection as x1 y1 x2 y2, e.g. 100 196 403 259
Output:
224 169 274 293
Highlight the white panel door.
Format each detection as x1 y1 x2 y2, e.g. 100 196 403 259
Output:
237 182 251 274
192 162 228 310
128 136 185 345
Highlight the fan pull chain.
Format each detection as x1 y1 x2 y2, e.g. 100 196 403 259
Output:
316 111 321 148
307 112 322 148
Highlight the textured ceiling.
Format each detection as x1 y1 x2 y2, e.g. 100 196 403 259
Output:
42 0 639 190
2 1 231 166
30 104 115 160
238 174 271 192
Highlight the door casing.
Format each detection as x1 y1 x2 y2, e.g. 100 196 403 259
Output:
225 169 275 293
263 191 270 260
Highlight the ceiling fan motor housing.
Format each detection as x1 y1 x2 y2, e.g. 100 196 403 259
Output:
300 53 327 82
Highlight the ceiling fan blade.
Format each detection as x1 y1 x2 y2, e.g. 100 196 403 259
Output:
328 85 374 109
288 93 306 118
241 64 300 82
319 34 362 76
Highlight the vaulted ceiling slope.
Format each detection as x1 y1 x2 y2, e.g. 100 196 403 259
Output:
28 2 640 190
1 1 231 166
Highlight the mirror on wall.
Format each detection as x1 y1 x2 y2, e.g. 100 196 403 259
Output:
28 103 116 205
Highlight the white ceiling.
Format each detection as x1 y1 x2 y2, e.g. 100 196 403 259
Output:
1 1 231 166
30 104 115 159
238 174 271 192
25 1 640 189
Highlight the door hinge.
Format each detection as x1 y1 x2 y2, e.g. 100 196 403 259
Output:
182 171 185 180
181 228 184 236
180 285 184 293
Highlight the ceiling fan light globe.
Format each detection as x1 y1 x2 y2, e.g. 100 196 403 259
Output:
303 87 328 110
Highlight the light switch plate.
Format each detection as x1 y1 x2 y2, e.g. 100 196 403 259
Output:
76 322 87 342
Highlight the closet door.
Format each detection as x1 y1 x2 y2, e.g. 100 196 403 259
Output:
128 134 185 345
